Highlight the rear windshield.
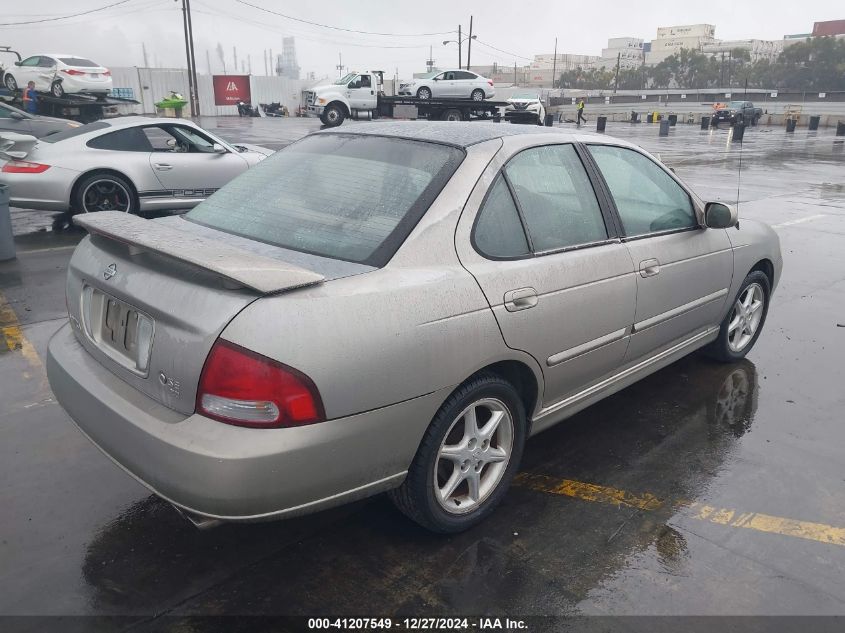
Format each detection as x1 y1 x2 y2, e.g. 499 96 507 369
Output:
39 121 110 143
59 58 99 67
185 134 464 266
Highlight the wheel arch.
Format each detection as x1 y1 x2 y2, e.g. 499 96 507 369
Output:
749 258 774 286
69 168 139 212
326 100 350 117
437 358 543 428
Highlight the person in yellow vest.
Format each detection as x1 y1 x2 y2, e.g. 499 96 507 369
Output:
576 98 587 125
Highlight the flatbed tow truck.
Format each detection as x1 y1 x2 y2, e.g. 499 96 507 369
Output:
1 46 138 123
306 71 506 127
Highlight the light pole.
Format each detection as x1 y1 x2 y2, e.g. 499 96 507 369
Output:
442 34 477 70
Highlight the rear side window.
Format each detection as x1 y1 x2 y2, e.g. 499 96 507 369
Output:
474 177 530 258
186 134 464 266
588 145 696 237
505 144 608 252
87 128 153 151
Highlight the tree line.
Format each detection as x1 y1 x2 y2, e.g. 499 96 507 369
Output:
557 36 845 92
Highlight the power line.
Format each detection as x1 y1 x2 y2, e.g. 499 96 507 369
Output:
0 0 134 26
192 4 432 49
473 38 533 61
234 0 455 37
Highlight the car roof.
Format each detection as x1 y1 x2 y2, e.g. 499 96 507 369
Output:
317 121 611 149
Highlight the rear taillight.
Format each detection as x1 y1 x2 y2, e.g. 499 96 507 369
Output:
488 80 494 86
1 160 50 174
196 339 324 428
102 69 111 76
61 69 86 76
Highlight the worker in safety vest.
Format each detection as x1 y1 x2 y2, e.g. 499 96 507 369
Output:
576 98 587 125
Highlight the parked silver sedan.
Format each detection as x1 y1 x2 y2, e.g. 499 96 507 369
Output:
0 117 272 213
47 122 781 533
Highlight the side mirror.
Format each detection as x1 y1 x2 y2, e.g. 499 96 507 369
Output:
9 111 25 120
14 61 21 66
433 77 440 81
705 202 738 229
212 143 227 153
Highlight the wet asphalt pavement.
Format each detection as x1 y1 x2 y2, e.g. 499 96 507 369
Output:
1 117 844 630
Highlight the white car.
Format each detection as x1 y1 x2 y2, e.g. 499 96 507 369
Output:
504 91 546 125
3 54 112 98
399 70 495 101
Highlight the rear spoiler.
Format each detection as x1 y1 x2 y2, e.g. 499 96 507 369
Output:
74 211 325 294
0 132 38 161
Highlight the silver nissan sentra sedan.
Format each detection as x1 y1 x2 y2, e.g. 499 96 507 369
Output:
47 122 782 533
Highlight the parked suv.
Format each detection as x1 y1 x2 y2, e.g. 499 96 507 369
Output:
399 70 495 101
712 101 762 126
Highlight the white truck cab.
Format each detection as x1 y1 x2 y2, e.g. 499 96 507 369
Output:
306 71 384 127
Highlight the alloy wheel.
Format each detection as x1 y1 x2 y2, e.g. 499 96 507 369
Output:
82 180 132 213
434 398 514 515
727 283 765 352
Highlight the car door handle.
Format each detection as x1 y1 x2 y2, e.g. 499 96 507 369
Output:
504 288 538 312
153 163 173 171
639 258 661 277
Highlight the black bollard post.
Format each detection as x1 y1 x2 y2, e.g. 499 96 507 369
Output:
668 114 677 126
700 115 711 129
596 116 607 132
786 118 796 133
732 123 745 142
837 121 845 136
808 115 820 131
544 113 554 127
659 119 670 136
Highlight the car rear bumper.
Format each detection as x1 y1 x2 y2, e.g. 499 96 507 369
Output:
3 166 76 211
47 323 446 522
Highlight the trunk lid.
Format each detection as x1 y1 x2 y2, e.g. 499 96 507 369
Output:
67 212 369 415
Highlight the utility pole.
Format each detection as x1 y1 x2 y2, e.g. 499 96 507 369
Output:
247 54 251 75
269 48 273 75
179 0 195 114
458 25 462 69
720 51 725 87
181 0 200 116
466 16 473 71
142 42 149 67
206 49 212 75
426 46 434 73
514 61 517 86
336 53 344 77
613 51 621 93
728 50 733 88
551 37 557 88
233 47 238 73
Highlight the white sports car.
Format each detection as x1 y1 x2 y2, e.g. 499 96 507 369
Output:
0 117 273 214
4 54 112 97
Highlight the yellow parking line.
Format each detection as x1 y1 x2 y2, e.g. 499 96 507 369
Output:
514 472 845 548
0 291 42 369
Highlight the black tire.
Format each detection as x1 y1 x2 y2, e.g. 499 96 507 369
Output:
73 172 138 214
389 372 527 533
441 108 463 122
322 104 345 127
703 270 771 362
416 87 432 100
471 89 484 102
4 73 17 92
51 80 64 98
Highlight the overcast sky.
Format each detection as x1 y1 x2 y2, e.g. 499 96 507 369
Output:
1 0 842 81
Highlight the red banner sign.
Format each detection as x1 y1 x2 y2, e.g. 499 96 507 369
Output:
212 75 251 105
